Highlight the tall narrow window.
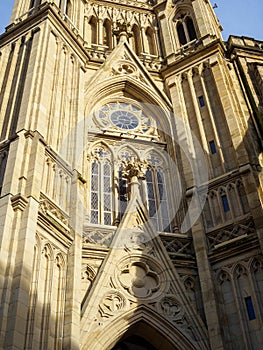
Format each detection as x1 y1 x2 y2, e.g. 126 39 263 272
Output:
131 25 142 55
118 165 128 221
90 159 112 225
103 19 112 49
145 27 156 55
221 194 230 212
90 161 99 224
156 169 170 231
146 167 170 232
177 23 187 45
198 95 205 107
245 296 256 320
89 16 98 45
209 140 217 154
186 17 197 41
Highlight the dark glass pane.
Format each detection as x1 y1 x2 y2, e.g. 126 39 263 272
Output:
90 210 98 224
209 140 217 154
187 17 197 41
245 296 256 320
177 23 187 45
198 95 205 107
221 195 230 212
118 167 128 220
104 212 112 225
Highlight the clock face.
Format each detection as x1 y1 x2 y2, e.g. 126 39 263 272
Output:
110 110 139 130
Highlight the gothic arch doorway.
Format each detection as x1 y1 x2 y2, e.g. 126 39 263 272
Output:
111 335 157 350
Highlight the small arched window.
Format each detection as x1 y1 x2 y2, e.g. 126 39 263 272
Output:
131 24 142 55
145 27 157 55
89 16 98 45
103 19 112 49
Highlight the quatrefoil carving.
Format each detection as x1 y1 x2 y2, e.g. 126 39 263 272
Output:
119 261 160 299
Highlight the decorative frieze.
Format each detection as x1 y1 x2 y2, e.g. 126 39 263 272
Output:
83 226 116 246
207 218 256 250
161 234 194 257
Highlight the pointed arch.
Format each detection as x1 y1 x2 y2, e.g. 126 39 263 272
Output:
88 142 113 225
88 140 114 161
85 76 172 135
117 145 140 162
81 265 96 307
172 7 198 49
81 305 207 350
233 263 248 279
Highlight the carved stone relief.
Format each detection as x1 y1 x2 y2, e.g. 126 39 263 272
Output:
99 290 128 318
118 259 161 299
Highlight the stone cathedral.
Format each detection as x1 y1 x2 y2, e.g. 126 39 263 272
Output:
0 0 263 349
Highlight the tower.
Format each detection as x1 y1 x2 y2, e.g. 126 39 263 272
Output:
0 0 263 349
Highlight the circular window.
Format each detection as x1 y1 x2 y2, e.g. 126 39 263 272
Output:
110 110 139 130
95 102 152 133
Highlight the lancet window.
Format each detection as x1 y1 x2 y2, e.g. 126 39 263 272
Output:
176 15 197 46
145 154 170 232
88 16 98 45
103 19 112 49
131 24 142 55
90 147 113 225
145 27 157 56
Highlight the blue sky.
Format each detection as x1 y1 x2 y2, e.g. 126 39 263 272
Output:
0 1 262 40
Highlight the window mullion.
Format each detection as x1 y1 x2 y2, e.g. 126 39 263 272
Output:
154 169 161 231
99 162 104 224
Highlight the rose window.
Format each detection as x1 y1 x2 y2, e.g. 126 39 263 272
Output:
119 261 160 298
94 102 152 134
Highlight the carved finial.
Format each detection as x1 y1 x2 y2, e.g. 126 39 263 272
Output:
122 157 148 181
113 21 133 43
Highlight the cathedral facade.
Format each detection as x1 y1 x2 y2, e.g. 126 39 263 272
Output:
0 1 263 349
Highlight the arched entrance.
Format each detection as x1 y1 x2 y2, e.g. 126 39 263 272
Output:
112 334 157 350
